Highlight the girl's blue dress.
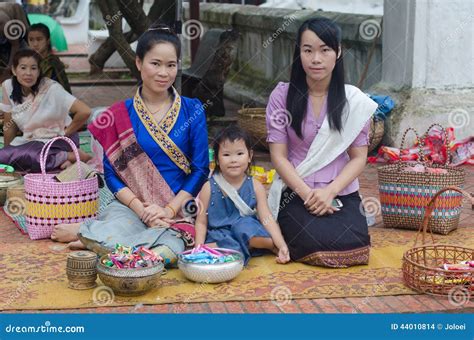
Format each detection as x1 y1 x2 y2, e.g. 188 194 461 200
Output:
206 175 271 265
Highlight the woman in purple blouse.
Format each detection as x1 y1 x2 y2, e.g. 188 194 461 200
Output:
266 18 377 267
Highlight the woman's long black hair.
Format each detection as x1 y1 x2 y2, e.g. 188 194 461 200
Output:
10 48 43 104
287 17 346 138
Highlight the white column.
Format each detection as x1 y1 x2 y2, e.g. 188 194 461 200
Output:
379 0 473 142
383 0 473 89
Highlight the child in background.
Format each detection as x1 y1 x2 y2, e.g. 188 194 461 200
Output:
195 125 290 265
27 23 71 93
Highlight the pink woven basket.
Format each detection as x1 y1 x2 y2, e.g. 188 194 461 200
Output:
24 136 99 240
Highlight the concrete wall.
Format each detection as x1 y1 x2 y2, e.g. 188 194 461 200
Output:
382 0 474 89
379 0 473 144
183 4 382 105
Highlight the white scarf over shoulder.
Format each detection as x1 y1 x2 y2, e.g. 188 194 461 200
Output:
213 172 256 216
268 84 378 219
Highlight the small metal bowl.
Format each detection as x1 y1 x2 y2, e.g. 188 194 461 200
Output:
96 255 164 296
178 248 244 283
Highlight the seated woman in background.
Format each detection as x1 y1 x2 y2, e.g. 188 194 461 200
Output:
27 23 72 93
0 49 91 173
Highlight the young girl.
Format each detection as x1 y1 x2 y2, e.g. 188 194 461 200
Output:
195 125 290 265
27 23 71 93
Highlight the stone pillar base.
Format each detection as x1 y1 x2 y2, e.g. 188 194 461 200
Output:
370 83 473 147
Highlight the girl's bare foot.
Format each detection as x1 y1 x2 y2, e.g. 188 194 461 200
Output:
51 223 80 243
68 240 86 250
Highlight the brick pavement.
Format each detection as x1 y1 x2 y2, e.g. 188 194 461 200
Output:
6 164 473 314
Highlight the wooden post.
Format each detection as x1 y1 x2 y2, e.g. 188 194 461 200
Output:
190 0 200 63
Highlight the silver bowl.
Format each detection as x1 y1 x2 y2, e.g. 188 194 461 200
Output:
178 248 244 283
96 255 164 296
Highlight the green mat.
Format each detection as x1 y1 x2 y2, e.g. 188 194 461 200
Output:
0 133 92 154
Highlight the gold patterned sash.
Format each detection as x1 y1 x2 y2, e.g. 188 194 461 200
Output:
133 88 191 174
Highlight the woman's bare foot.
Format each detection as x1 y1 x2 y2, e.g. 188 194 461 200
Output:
51 223 80 243
68 240 86 250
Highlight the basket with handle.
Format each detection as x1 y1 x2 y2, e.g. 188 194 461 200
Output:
377 124 465 234
24 136 99 240
402 187 473 296
237 107 268 150
368 118 384 153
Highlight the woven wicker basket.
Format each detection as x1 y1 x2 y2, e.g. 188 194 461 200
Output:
368 119 384 152
378 125 466 234
402 187 473 296
237 108 268 150
238 107 384 152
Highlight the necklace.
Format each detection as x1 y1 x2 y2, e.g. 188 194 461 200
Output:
309 92 328 98
143 93 172 116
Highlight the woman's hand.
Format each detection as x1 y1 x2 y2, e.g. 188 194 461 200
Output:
276 245 290 264
141 203 174 225
304 187 339 216
146 216 174 228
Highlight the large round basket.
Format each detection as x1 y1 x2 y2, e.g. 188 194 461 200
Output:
237 108 268 150
402 187 474 296
368 118 384 153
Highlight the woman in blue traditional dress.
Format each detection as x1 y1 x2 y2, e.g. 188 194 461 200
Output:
51 25 210 267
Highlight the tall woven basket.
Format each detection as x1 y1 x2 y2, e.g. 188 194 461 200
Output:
402 187 473 296
24 136 99 240
237 108 268 150
368 119 384 153
378 125 465 234
237 108 383 152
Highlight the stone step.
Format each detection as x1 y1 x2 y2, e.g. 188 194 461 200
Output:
70 78 137 86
